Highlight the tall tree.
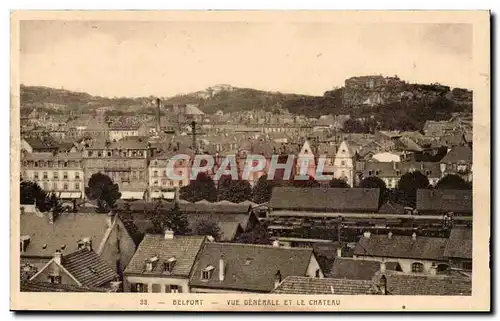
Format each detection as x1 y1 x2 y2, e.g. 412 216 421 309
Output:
217 174 232 201
85 172 121 212
20 181 49 212
119 203 143 246
435 174 471 190
396 171 430 207
291 175 320 188
193 219 221 241
180 172 217 202
236 222 271 245
329 178 350 188
252 174 275 204
151 201 190 235
360 176 388 206
45 193 64 220
227 180 252 203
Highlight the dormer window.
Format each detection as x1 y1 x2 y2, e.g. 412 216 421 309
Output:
201 265 215 280
145 255 159 272
164 257 177 273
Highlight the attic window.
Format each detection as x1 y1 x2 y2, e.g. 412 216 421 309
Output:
201 265 215 280
164 257 177 273
88 267 98 274
145 255 159 272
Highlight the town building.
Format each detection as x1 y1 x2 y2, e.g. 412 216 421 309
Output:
20 211 136 276
82 138 150 196
123 233 206 293
21 152 85 199
189 242 323 293
416 189 473 216
353 231 450 276
28 247 119 291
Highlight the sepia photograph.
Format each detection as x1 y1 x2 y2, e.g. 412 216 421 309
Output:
10 10 490 311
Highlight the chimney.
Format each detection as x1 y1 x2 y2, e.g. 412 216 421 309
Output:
164 229 174 240
82 237 92 251
274 270 282 289
363 231 371 239
54 250 62 265
388 231 393 239
430 263 437 276
337 247 342 258
392 161 397 170
420 162 424 171
380 260 386 273
412 232 417 241
156 98 161 135
191 120 197 153
219 255 225 281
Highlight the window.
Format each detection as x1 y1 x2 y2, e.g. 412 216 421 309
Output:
63 172 68 179
53 172 59 179
75 172 80 179
75 183 80 190
34 172 39 180
63 183 68 190
152 284 161 293
396 170 400 176
88 151 93 157
64 162 68 167
131 283 148 292
107 152 111 157
411 262 424 273
179 180 184 187
153 170 158 177
201 266 214 280
48 275 62 284
341 160 345 166
43 172 48 179
34 162 38 167
162 170 167 177
43 182 49 190
169 285 181 293
153 180 158 186
164 257 177 273
97 152 102 157
52 182 58 190
315 269 320 278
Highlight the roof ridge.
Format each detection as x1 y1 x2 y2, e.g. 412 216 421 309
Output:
208 242 313 251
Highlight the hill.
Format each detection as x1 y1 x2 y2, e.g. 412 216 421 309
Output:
20 78 472 131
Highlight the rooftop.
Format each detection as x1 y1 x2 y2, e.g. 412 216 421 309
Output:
272 276 375 295
189 242 314 292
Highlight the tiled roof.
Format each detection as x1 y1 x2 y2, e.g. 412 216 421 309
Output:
62 248 118 287
361 162 441 179
444 227 472 259
354 234 447 261
21 281 109 292
381 272 471 295
270 187 380 212
189 243 314 292
20 212 111 258
328 258 397 280
272 276 375 295
124 234 205 277
178 202 251 214
440 146 472 163
416 189 472 214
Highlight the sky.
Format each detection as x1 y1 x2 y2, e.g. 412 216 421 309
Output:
19 20 473 97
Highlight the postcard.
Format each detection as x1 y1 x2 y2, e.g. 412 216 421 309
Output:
11 10 490 311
